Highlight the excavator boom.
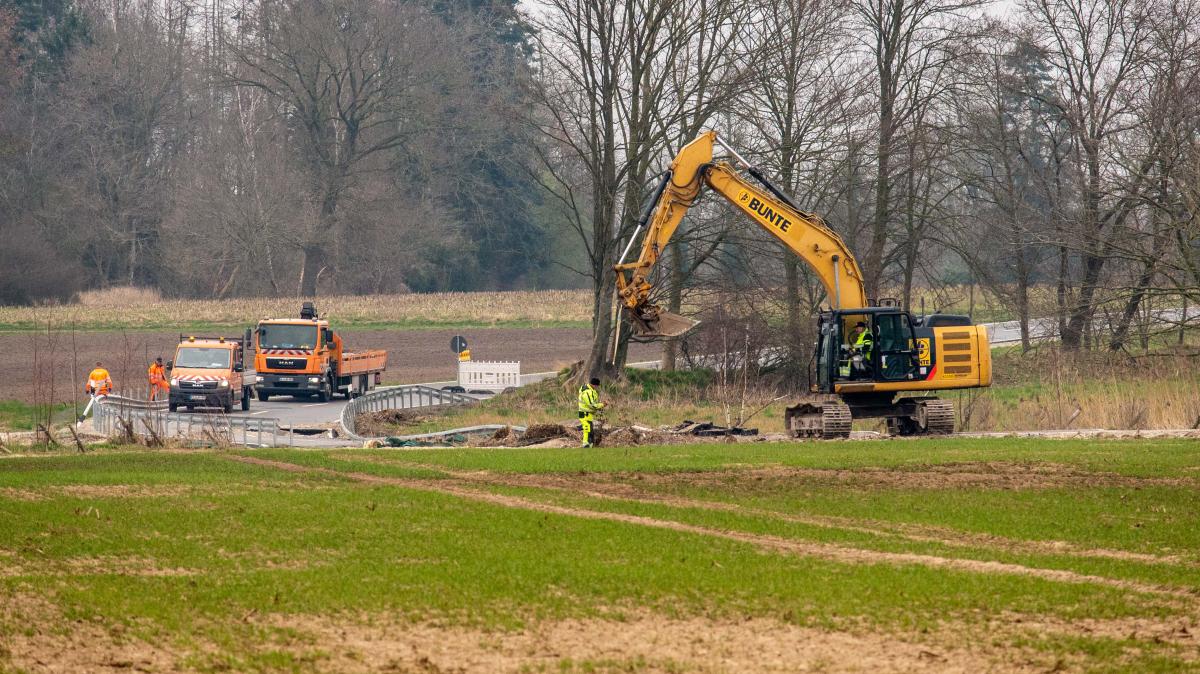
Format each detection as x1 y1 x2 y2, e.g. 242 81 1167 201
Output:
614 131 867 337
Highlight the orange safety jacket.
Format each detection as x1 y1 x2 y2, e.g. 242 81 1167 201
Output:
148 363 168 388
86 368 113 395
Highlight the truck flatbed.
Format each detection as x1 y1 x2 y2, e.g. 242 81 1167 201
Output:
340 350 387 377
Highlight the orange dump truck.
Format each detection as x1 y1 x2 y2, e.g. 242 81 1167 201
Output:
253 303 387 402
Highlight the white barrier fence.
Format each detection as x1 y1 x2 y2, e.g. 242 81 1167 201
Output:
457 360 521 391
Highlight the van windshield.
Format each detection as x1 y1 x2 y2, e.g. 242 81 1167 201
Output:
175 347 231 369
259 324 317 350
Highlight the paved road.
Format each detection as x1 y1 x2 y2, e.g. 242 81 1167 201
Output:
229 395 350 429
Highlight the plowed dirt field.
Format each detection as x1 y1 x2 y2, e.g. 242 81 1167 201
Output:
0 328 657 402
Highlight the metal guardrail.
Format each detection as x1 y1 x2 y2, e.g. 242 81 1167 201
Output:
93 395 282 446
340 385 479 441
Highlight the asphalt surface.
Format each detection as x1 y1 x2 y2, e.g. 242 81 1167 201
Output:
229 395 351 429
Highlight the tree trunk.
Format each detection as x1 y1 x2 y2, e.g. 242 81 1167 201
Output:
1016 251 1031 352
660 243 685 371
1062 143 1105 350
299 245 326 297
867 119 892 300
783 254 803 386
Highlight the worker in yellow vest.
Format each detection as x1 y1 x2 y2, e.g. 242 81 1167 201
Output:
850 321 873 377
577 377 606 447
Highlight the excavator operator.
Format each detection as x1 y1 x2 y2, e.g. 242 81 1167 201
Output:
850 321 873 377
577 377 607 448
85 361 113 396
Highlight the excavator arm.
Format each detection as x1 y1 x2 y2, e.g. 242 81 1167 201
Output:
614 131 868 337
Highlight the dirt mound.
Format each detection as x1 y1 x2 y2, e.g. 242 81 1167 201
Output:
469 425 519 447
355 409 434 436
603 426 643 446
519 423 571 445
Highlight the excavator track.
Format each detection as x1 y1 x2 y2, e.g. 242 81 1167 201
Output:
920 399 955 435
785 399 852 440
886 398 956 436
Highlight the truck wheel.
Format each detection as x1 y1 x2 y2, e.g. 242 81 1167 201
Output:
241 387 251 411
257 391 270 402
316 379 330 403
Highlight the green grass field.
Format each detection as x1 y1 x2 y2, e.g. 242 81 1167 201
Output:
0 401 76 433
1 438 1198 673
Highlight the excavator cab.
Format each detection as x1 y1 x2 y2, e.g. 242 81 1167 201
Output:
814 309 921 392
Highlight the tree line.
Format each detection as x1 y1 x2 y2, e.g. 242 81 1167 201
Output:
0 0 555 301
2 0 1198 366
528 0 1200 375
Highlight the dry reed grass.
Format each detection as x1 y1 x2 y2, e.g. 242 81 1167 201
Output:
957 347 1200 432
0 290 592 329
77 286 164 307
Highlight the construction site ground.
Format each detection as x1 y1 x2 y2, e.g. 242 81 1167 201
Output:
1 437 1197 673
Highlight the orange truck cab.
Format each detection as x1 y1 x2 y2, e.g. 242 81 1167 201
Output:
167 335 252 413
253 302 387 402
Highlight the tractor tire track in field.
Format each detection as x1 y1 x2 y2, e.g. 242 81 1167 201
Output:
227 455 1198 600
330 456 1197 570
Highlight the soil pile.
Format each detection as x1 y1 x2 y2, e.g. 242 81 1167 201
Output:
470 425 519 447
520 423 572 445
355 409 434 437
602 426 644 446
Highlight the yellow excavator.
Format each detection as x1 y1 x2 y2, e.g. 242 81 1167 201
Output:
614 131 992 438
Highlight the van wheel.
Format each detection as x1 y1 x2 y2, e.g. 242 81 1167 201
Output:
241 387 251 411
223 397 233 413
168 402 178 412
257 391 270 402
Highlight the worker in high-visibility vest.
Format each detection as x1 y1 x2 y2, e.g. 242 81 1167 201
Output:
851 321 873 377
147 357 169 401
85 362 113 396
577 377 606 447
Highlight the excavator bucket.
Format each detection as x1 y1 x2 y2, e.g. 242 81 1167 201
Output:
628 307 700 339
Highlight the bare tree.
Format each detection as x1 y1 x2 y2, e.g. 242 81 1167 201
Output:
738 0 864 382
226 0 462 296
947 33 1069 350
530 0 747 380
852 0 983 299
1021 0 1153 349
